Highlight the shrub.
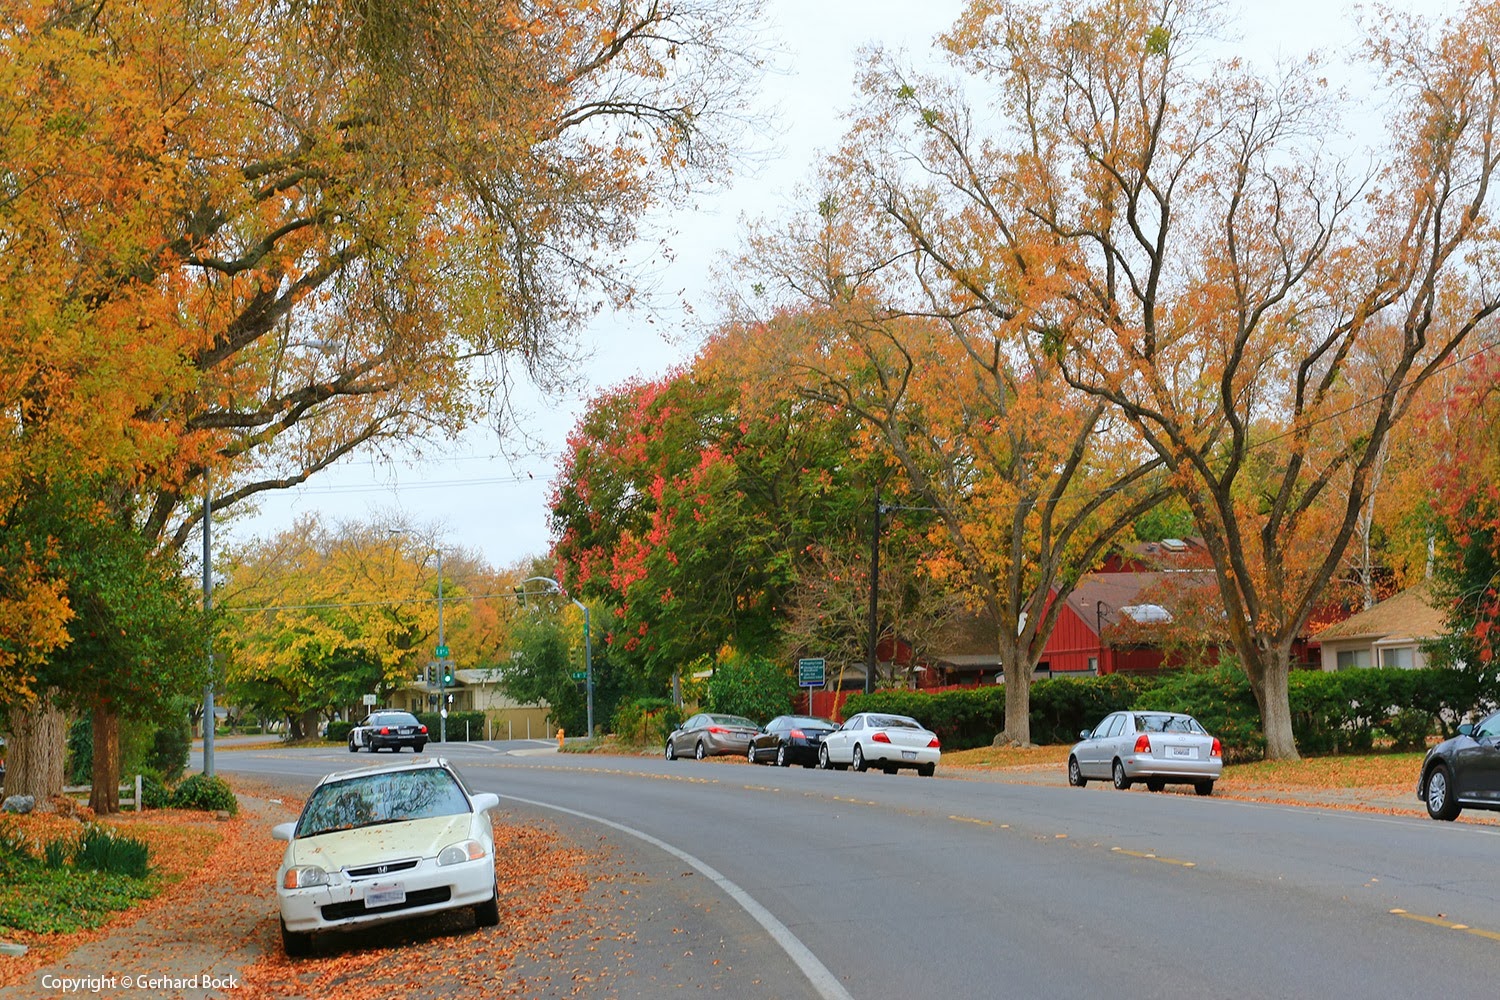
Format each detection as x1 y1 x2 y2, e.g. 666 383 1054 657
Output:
612 697 680 746
145 719 191 782
169 774 238 815
137 768 171 810
73 826 151 878
704 652 796 722
325 720 354 742
413 711 487 741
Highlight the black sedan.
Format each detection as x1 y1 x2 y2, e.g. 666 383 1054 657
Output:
748 715 839 768
1418 709 1500 820
349 711 428 753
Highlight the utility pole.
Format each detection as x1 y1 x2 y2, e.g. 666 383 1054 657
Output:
437 548 446 743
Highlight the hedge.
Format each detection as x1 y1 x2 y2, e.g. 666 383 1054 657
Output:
414 711 488 741
842 666 1487 762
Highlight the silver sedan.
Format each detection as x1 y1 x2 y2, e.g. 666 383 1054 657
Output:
665 713 760 760
1068 710 1222 795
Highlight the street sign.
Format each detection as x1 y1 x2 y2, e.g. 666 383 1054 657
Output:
570 671 587 681
435 644 450 659
797 657 826 687
362 693 377 706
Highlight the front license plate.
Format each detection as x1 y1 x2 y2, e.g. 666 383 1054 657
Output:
902 750 917 760
366 882 406 907
1170 746 1194 759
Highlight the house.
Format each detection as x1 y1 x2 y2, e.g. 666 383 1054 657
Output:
394 667 554 740
1312 585 1447 670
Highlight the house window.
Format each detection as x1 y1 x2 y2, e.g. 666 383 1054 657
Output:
1380 646 1416 670
1087 656 1098 673
1335 649 1373 670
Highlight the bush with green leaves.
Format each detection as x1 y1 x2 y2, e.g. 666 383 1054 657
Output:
145 717 191 781
73 826 151 878
137 768 171 809
325 720 354 742
612 697 680 746
704 652 795 723
169 773 238 814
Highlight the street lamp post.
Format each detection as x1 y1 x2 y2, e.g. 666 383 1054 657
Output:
520 576 593 738
436 548 446 743
202 474 215 778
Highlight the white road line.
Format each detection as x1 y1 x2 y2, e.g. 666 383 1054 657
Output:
502 793 855 1000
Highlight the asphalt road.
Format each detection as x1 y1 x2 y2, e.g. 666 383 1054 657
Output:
211 742 1500 1000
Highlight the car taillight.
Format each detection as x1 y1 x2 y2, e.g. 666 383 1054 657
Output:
1211 738 1222 757
707 726 727 734
789 729 805 739
419 725 428 734
1134 734 1151 753
928 737 941 749
380 727 391 735
872 731 891 743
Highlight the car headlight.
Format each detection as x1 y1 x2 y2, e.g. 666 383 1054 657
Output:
283 865 329 889
437 840 489 866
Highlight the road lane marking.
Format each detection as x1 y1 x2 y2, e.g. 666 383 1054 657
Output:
949 815 993 826
1111 846 1197 867
1391 909 1500 941
502 793 855 1000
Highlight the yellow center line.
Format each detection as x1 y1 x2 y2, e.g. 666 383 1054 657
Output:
1111 846 1197 867
948 815 993 826
1391 909 1500 941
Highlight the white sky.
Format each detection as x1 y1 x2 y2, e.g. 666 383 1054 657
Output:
219 0 1454 570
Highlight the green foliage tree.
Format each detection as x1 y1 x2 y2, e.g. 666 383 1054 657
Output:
704 652 796 723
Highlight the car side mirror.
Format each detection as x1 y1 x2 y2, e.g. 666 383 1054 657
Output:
1079 730 1091 740
1458 723 1475 738
272 822 296 842
471 792 501 814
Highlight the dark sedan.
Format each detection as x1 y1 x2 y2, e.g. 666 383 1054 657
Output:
349 711 428 753
748 715 838 768
1418 709 1500 820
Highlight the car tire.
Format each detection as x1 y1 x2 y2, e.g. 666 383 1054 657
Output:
474 879 501 928
819 745 832 770
747 744 758 764
776 745 789 768
414 742 425 754
852 745 867 772
348 737 358 753
917 763 935 777
1146 778 1165 792
1067 756 1086 787
1425 763 1461 820
665 741 677 761
1112 759 1131 790
1195 779 1214 797
281 918 312 958
695 740 707 760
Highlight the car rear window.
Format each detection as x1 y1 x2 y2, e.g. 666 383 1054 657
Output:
711 715 757 728
297 768 470 837
1137 714 1204 734
870 715 920 729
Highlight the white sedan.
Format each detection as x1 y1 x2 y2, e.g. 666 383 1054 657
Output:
273 757 501 956
818 712 941 776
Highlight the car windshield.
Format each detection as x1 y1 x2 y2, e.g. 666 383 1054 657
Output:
869 715 920 729
1137 714 1204 734
710 715 757 728
296 768 471 838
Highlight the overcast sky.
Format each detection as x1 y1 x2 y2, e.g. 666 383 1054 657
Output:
219 0 1452 571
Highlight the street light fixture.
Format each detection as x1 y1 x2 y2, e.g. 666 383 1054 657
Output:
518 576 593 738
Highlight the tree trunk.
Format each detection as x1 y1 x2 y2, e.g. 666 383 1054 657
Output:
996 633 1033 747
4 691 67 801
89 701 122 814
1246 643 1299 761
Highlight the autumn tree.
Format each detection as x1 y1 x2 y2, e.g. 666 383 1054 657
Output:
2 0 765 789
904 0 1500 757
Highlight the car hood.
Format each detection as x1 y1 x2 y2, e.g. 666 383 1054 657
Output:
287 814 474 869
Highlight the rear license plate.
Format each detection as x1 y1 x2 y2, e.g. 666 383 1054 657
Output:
902 750 917 760
366 882 406 907
1170 746 1194 759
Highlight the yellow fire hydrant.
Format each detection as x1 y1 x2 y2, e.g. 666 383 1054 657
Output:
557 728 565 750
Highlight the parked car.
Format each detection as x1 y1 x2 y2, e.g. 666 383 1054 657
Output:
349 711 428 753
748 715 838 768
1068 710 1222 795
272 756 501 956
818 712 940 776
665 713 760 760
1417 709 1500 821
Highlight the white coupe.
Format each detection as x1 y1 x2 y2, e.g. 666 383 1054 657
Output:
818 712 941 776
273 757 501 956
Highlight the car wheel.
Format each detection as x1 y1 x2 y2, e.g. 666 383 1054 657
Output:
1146 778 1165 792
1426 763 1461 820
818 745 832 770
852 745 867 772
1112 759 1131 790
747 744 758 764
1067 756 1086 787
665 740 677 761
348 737 358 753
776 745 789 767
695 740 707 760
281 918 313 958
1195 780 1214 797
414 742 425 754
917 762 935 777
474 879 500 928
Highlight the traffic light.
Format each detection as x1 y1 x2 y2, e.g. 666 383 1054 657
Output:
443 666 453 686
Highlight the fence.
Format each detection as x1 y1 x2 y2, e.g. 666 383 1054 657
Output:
62 775 143 811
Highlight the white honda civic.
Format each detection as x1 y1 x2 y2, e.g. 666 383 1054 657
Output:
272 757 501 956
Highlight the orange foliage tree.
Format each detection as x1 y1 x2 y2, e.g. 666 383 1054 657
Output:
901 0 1500 757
